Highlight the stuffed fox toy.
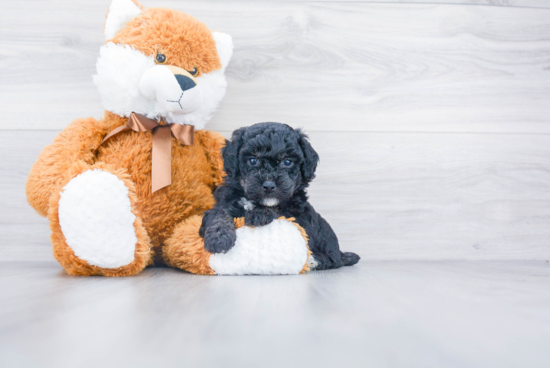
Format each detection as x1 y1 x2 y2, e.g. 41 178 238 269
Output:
26 0 237 276
27 0 312 276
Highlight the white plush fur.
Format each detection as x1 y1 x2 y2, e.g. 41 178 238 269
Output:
104 0 142 40
209 219 309 275
139 65 202 115
212 32 233 71
93 33 233 130
58 169 137 269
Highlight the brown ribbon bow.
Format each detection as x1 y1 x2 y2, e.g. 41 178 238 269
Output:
100 112 194 193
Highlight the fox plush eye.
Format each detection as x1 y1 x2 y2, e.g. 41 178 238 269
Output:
282 159 293 168
248 158 259 166
155 53 166 64
189 67 199 76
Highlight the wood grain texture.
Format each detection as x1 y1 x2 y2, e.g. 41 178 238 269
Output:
271 0 550 7
375 0 550 7
1 0 549 132
1 261 549 368
4 130 550 261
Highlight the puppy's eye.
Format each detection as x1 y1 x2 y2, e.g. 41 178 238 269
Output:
282 159 293 168
189 67 199 76
248 158 259 166
155 53 166 64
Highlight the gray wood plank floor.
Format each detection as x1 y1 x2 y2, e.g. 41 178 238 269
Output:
1 1 550 133
1 261 549 368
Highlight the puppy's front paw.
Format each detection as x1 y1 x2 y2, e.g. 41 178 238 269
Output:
204 226 237 254
245 207 277 227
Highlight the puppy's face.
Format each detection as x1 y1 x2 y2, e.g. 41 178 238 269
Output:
238 133 303 207
223 123 319 207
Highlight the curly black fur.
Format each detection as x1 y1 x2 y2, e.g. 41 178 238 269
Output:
199 122 360 270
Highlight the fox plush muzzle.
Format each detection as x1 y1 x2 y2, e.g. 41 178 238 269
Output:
139 64 202 115
164 65 197 91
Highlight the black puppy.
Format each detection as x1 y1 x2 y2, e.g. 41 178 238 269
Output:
199 122 360 270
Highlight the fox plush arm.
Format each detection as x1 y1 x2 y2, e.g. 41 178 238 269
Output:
196 131 226 189
26 117 108 217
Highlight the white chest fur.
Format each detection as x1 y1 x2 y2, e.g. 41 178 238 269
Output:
209 219 309 275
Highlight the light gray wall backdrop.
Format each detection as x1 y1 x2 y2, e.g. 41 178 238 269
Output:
1 0 550 261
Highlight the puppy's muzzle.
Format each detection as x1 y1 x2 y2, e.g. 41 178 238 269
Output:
262 181 276 194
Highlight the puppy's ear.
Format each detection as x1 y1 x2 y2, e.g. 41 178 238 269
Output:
222 127 246 179
296 129 319 184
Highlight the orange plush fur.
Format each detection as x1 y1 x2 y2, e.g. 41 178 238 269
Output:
165 217 312 275
48 161 152 276
26 2 227 276
111 8 221 77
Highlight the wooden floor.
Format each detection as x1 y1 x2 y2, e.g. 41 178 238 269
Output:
0 261 549 367
1 0 550 366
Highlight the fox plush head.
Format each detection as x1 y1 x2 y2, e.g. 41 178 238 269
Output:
93 0 233 129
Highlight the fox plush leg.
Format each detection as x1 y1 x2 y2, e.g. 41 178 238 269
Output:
164 215 215 275
165 216 311 275
49 161 152 276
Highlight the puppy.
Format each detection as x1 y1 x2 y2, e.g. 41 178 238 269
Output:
199 122 360 270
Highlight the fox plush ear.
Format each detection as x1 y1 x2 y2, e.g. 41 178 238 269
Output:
104 0 143 40
212 32 233 71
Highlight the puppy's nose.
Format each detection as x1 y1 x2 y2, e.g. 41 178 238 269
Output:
262 181 276 193
174 74 196 92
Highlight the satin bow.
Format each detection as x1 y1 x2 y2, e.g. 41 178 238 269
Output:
100 112 194 193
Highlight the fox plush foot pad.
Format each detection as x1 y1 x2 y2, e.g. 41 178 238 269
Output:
58 169 137 268
49 163 152 276
165 216 311 275
210 218 310 275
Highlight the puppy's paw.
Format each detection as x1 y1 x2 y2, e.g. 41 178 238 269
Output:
245 207 277 227
204 226 237 254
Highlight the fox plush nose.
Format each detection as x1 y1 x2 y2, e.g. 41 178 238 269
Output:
164 65 197 91
174 74 196 92
262 181 276 193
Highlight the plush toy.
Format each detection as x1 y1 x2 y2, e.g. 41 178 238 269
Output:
26 0 234 276
27 0 357 277
165 216 312 275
